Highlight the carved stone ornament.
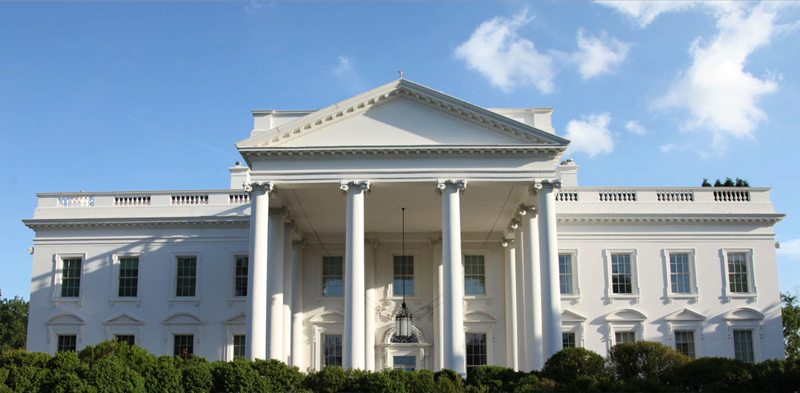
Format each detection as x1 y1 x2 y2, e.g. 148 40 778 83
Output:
243 181 274 193
339 180 371 195
508 219 520 231
435 179 467 195
292 240 306 249
517 204 536 217
268 207 289 217
531 179 563 194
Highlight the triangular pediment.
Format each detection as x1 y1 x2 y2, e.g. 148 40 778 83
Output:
104 312 144 325
222 312 246 325
237 79 569 150
562 309 587 322
665 308 705 322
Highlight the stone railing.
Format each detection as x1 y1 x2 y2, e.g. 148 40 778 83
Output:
40 190 253 209
556 187 760 204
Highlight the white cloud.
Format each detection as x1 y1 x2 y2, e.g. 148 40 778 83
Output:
564 113 614 158
654 2 781 149
454 10 555 94
597 1 698 27
334 55 353 76
333 56 365 95
660 143 678 153
244 1 264 15
574 29 631 79
778 238 800 258
625 120 647 135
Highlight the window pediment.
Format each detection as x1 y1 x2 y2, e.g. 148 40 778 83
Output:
665 308 706 322
724 308 765 321
46 313 85 325
605 309 646 322
162 312 204 325
103 312 144 325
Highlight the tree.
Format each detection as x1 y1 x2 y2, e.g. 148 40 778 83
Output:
781 292 800 361
0 293 29 354
702 178 712 187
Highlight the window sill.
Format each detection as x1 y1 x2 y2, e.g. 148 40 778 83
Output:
316 296 344 305
666 294 699 303
227 298 247 307
560 294 581 303
464 295 492 305
725 293 758 303
608 294 640 304
52 298 83 308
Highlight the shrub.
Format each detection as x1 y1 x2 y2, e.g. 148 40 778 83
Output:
407 369 435 393
467 365 523 392
212 358 266 393
1 350 51 393
608 341 690 382
665 357 753 392
84 356 145 393
141 356 182 393
177 356 213 393
305 366 348 393
512 374 539 393
541 347 605 383
434 369 464 393
252 358 305 392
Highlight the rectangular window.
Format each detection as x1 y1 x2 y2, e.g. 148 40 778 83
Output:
393 255 414 296
115 335 135 346
234 256 248 297
57 334 77 352
322 257 344 296
174 334 194 358
733 330 755 363
60 257 82 298
466 333 487 370
233 335 246 360
669 253 692 294
728 252 750 293
611 254 633 294
674 331 695 358
464 255 486 295
393 356 416 371
615 332 636 344
176 257 197 297
118 257 139 298
322 334 343 368
562 332 576 348
559 254 574 295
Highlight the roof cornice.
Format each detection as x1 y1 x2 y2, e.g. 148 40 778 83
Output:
557 213 785 225
236 79 570 150
239 144 564 162
23 217 250 230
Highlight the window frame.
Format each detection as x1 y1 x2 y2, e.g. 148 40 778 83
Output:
170 253 202 305
724 308 763 363
46 312 85 355
321 333 344 368
222 312 246 361
111 253 143 306
52 253 87 307
561 309 587 348
604 250 640 303
390 250 419 298
665 308 705 359
558 250 581 301
173 334 195 358
321 255 345 297
605 309 646 352
673 330 696 358
721 249 757 301
465 332 488 371
661 249 699 303
230 252 249 302
732 329 756 363
57 334 78 352
462 249 491 299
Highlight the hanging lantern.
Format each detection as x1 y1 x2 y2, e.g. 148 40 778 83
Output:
396 302 413 338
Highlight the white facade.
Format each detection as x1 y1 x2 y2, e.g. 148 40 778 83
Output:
25 80 785 372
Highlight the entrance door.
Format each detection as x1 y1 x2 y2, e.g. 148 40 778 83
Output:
393 355 416 371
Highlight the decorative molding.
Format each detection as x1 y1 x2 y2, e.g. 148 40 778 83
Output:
531 179 562 194
24 217 250 230
435 179 467 195
268 208 289 217
240 146 565 163
517 204 536 217
557 214 784 225
292 240 307 249
428 237 442 248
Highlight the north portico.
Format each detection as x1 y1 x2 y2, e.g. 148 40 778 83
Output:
236 79 571 374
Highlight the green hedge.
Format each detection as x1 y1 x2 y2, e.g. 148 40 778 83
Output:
2 340 799 393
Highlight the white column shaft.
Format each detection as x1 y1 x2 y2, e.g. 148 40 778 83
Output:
441 183 466 376
246 186 270 360
365 242 376 371
504 239 519 370
538 185 563 360
343 186 366 369
432 240 444 371
291 241 304 369
523 208 544 370
282 223 293 364
266 210 285 360
513 223 527 371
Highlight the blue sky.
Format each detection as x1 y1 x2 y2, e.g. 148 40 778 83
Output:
2 1 799 300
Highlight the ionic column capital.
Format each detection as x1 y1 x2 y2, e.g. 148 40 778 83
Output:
284 219 296 231
530 179 562 194
436 179 467 195
502 239 514 248
244 181 275 193
340 180 371 195
292 240 306 249
508 219 521 233
369 238 380 249
517 204 536 217
428 236 443 248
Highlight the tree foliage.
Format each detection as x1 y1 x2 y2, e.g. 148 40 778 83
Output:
707 177 750 187
0 295 29 354
782 292 800 361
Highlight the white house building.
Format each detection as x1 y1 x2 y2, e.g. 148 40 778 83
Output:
24 79 786 375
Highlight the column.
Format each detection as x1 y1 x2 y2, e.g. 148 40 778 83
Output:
267 208 286 360
245 182 273 360
283 220 294 364
291 240 305 369
430 237 443 371
503 237 519 370
437 179 467 377
341 180 369 370
535 180 563 360
512 219 527 371
521 205 544 371
365 239 378 371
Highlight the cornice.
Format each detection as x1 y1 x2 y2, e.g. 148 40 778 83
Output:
239 145 564 162
23 217 250 230
556 213 785 225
